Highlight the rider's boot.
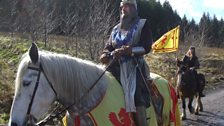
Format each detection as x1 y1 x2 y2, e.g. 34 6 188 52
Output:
133 106 148 126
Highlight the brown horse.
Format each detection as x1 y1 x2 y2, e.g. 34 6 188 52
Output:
176 60 205 120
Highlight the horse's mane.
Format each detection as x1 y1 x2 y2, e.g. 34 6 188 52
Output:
15 53 30 94
16 50 108 113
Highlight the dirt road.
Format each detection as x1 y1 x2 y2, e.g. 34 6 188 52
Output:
181 83 224 126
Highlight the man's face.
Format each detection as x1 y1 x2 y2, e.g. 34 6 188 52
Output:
119 3 138 29
120 3 134 18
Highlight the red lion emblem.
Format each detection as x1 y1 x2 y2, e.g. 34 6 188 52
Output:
109 108 135 126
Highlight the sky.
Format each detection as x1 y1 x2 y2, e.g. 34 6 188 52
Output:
157 0 224 23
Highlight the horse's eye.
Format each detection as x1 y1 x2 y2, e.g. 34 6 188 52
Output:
23 81 32 87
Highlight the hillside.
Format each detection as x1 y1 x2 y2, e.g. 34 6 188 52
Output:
0 34 224 123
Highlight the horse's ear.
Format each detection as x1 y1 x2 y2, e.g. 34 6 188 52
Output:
177 59 183 67
29 42 39 64
176 59 181 67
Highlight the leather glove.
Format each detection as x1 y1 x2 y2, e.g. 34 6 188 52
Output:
99 53 111 64
111 46 132 60
112 49 122 60
121 45 132 56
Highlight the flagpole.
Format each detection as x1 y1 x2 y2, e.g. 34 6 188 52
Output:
175 26 180 96
151 25 180 95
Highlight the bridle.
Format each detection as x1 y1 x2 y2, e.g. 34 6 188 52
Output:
26 63 57 126
25 59 115 125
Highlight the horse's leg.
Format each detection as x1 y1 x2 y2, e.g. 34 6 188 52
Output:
199 96 203 112
181 98 186 120
188 97 195 114
195 95 200 115
195 95 203 115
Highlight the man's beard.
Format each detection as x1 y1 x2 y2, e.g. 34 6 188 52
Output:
120 9 138 30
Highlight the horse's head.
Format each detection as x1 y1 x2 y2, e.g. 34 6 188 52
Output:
176 59 189 86
9 43 56 126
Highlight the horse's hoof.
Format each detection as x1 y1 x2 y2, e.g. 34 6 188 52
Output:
189 110 194 114
189 108 195 114
195 111 199 115
181 116 186 120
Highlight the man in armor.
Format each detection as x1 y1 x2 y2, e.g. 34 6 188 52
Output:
99 0 153 125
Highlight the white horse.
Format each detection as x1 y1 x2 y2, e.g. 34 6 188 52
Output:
9 43 180 126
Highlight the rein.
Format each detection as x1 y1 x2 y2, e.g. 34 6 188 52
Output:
28 59 114 126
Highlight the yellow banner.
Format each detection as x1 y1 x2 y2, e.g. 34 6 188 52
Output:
152 25 180 53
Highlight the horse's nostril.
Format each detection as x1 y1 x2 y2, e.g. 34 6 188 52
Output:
11 121 18 126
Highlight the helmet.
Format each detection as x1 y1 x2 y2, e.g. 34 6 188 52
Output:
120 0 137 9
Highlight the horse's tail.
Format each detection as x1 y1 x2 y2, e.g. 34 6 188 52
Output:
197 73 206 91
